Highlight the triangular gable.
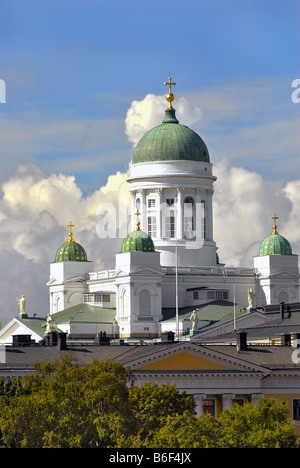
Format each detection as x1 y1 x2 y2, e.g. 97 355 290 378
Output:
123 342 267 373
115 267 163 277
140 351 230 371
269 271 299 279
47 276 86 286
0 318 44 344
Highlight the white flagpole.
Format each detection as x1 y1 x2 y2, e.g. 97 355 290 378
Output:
233 285 236 331
175 194 179 340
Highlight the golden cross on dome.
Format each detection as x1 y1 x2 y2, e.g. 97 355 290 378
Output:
271 213 279 235
164 76 176 109
67 221 75 242
135 210 141 231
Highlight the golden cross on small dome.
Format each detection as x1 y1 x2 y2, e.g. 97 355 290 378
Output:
271 213 279 235
164 76 176 109
67 221 75 242
135 210 141 231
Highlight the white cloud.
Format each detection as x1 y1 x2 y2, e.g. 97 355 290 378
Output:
213 160 296 266
125 93 203 146
0 164 130 324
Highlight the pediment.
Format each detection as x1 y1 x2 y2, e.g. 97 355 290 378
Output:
0 318 43 344
269 271 299 279
47 277 59 286
115 267 163 277
47 276 86 286
121 342 267 373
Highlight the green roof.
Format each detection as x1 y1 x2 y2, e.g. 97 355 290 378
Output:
259 233 292 256
51 303 116 324
55 240 88 262
162 301 252 334
16 304 116 338
16 316 53 339
132 108 210 164
121 229 155 253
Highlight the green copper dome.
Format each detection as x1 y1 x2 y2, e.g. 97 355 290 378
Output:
121 229 155 253
259 234 292 256
55 221 88 262
55 240 88 262
132 108 210 164
259 215 292 256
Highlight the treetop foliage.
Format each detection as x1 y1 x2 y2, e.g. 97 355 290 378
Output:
0 355 298 448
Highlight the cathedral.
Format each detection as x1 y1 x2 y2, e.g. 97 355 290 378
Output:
0 78 299 343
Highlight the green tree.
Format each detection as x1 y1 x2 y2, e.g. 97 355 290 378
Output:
120 382 195 446
0 356 135 448
149 411 220 448
217 398 299 448
1 357 299 449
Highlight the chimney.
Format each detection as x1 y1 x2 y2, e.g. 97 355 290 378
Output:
94 331 111 345
280 333 291 346
58 332 67 350
280 302 285 320
293 333 300 348
236 331 247 351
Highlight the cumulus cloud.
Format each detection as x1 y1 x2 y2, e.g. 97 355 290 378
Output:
213 161 297 266
0 164 130 324
125 93 203 146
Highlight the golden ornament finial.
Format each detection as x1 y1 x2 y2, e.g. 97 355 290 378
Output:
67 221 75 242
271 213 279 235
135 210 141 231
164 76 176 109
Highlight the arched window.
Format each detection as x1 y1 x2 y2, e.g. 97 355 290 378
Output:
184 196 195 238
56 296 62 313
139 289 151 316
122 290 129 317
278 291 289 303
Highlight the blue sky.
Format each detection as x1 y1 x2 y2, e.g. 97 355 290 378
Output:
1 0 299 191
0 0 299 323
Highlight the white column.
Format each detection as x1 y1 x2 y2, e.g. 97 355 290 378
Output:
177 188 183 239
222 393 235 411
139 190 146 232
206 188 214 241
49 292 53 315
156 188 162 239
251 394 263 405
130 191 136 232
194 393 206 417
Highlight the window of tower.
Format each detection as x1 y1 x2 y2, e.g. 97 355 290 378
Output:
165 213 176 238
148 199 156 208
148 216 157 238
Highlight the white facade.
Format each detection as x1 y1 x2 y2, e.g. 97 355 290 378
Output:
128 159 217 268
254 254 300 306
114 251 163 338
48 261 93 314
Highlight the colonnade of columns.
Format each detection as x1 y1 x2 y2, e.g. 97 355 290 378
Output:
193 393 264 417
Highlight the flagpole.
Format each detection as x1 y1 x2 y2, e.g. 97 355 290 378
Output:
175 194 179 340
233 285 236 331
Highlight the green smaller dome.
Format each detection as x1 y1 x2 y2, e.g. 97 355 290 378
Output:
55 240 88 262
55 222 88 262
121 230 155 253
259 214 292 256
259 234 292 256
